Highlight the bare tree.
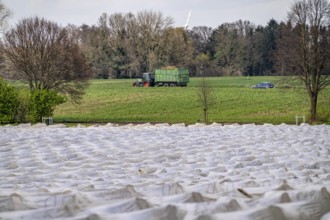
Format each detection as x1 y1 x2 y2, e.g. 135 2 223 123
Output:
189 26 213 54
0 17 92 101
197 78 216 123
88 11 174 78
164 27 194 67
287 0 330 122
0 1 12 73
0 0 12 33
107 12 140 78
134 10 173 71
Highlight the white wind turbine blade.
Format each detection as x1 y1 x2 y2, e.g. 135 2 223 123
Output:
184 9 191 29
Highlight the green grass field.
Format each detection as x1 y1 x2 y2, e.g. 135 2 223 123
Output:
53 76 330 125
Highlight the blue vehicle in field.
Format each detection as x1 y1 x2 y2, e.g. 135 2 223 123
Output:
252 82 275 89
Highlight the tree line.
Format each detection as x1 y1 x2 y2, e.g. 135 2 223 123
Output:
69 13 283 78
0 0 329 123
64 12 330 79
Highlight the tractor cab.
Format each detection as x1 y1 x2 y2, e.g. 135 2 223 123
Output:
133 72 155 87
142 72 155 87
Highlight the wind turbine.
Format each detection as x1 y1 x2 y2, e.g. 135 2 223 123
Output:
184 9 191 30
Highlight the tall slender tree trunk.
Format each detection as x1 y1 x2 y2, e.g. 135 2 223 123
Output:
203 108 207 124
309 92 318 122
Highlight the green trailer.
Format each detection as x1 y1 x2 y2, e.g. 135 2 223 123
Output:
154 68 189 87
132 68 189 87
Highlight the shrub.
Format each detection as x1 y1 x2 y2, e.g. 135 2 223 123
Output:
29 89 66 123
15 89 32 123
0 77 19 123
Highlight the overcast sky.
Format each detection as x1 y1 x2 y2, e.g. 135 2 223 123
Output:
3 0 292 29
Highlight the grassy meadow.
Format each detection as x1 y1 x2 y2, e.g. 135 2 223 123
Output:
53 76 330 125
